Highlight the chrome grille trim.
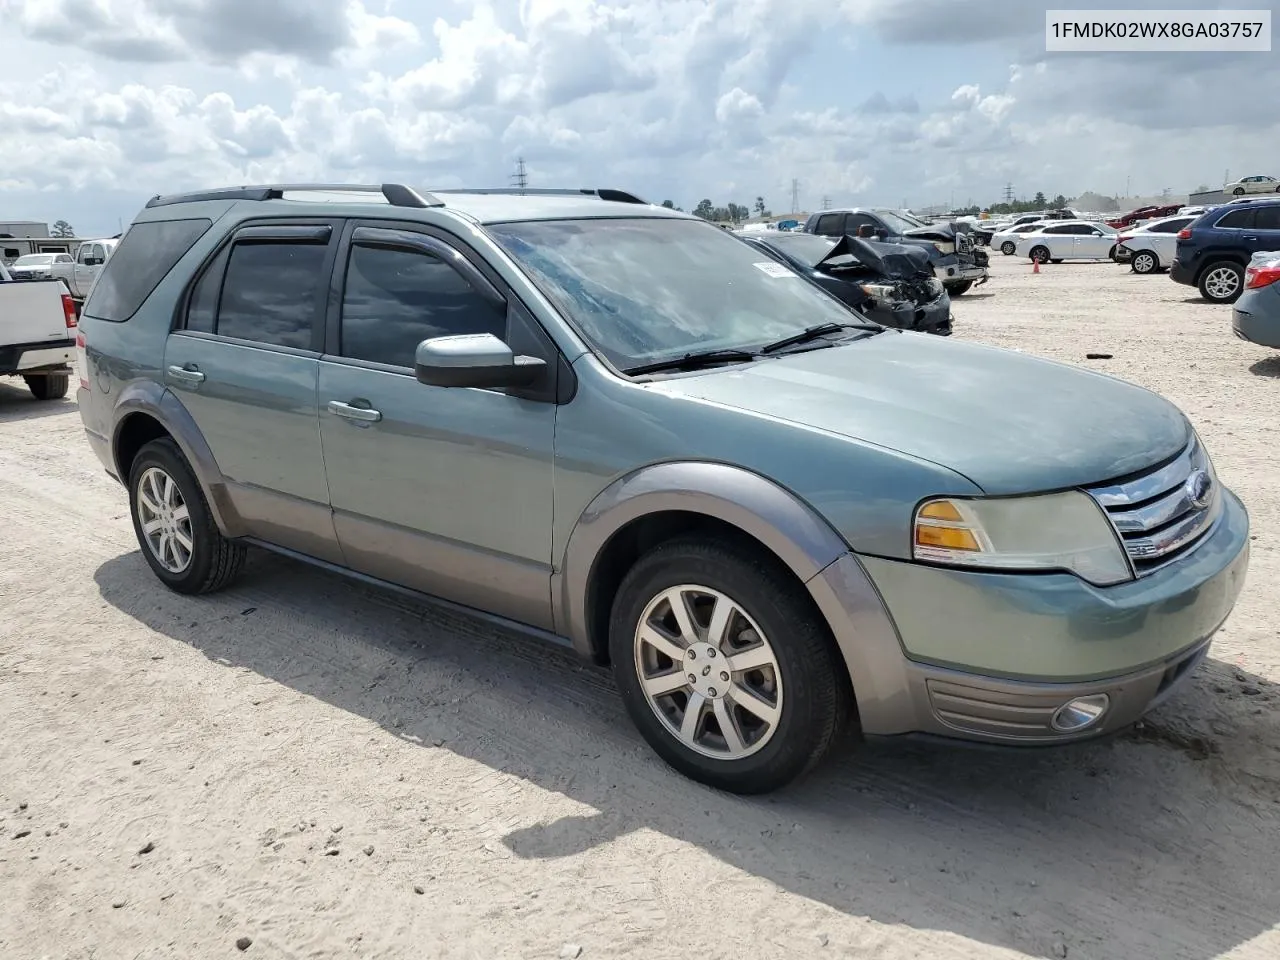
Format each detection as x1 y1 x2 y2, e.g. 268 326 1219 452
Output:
1086 437 1219 574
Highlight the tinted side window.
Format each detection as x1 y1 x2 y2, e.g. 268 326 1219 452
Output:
1253 206 1280 231
184 246 231 334
216 242 326 349
1217 209 1256 229
340 242 506 368
1150 219 1188 233
813 214 843 236
1043 225 1070 234
84 218 212 322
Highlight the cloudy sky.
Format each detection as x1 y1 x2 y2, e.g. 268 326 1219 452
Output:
1 0 1276 236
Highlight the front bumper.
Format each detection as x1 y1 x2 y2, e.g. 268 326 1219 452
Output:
807 488 1250 745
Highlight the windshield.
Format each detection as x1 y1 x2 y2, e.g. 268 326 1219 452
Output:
487 217 863 371
14 254 55 266
874 209 927 233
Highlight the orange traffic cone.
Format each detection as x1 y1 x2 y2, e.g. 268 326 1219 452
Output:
1032 257 1040 274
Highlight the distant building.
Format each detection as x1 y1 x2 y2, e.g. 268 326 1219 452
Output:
0 220 51 238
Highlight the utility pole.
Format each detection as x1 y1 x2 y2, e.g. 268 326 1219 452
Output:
1003 182 1015 205
511 156 528 194
790 178 800 215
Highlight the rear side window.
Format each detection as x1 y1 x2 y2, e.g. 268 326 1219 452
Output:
1253 206 1280 231
84 218 211 322
215 242 327 349
1217 209 1256 229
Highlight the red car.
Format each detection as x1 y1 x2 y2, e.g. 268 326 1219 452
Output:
1106 203 1184 229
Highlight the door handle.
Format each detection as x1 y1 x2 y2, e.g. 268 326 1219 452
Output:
167 364 206 385
327 400 382 423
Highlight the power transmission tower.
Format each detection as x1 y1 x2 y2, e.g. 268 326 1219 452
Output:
790 178 799 214
511 157 528 193
1002 182 1015 205
821 195 831 210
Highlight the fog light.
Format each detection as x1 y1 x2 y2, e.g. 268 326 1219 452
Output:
1051 694 1110 732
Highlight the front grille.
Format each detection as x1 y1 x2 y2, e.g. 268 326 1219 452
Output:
1086 438 1222 575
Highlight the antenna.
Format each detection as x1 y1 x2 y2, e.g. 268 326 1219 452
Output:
511 157 528 194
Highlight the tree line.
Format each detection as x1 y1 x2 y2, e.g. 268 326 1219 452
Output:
660 197 774 222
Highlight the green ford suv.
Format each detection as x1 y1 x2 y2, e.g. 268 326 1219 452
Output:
76 183 1251 794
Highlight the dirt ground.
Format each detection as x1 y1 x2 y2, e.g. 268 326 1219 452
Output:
2 254 1279 960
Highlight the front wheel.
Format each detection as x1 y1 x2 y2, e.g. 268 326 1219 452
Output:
24 372 69 400
609 537 852 794
1131 250 1159 274
1029 245 1050 263
1198 261 1244 303
944 279 974 296
1233 187 1245 196
128 438 246 594
1000 241 1016 255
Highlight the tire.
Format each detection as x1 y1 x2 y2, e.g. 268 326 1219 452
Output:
608 536 852 794
1197 261 1245 304
1029 245 1050 263
1000 241 1016 255
1233 187 1245 196
1131 250 1159 274
1108 244 1119 262
944 279 973 296
24 372 69 400
127 437 246 594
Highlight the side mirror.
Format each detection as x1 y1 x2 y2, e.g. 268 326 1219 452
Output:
414 333 546 389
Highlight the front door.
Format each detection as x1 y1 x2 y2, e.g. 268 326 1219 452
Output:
1076 225 1113 258
163 220 343 563
74 243 102 296
317 221 558 630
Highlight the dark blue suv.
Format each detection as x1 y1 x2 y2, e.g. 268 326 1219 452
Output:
1171 199 1280 304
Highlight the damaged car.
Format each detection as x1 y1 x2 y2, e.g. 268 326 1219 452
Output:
802 207 989 296
740 231 953 336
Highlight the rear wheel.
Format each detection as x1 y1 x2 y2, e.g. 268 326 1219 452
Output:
1233 187 1245 196
1198 261 1245 304
1029 245 1050 263
128 438 246 594
1131 250 1159 274
1000 241 1016 255
24 372 69 400
609 536 852 794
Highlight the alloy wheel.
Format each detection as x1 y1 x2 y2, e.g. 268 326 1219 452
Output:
1204 266 1241 301
633 584 783 760
136 466 194 573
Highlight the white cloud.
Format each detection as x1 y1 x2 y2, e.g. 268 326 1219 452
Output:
1 0 1277 233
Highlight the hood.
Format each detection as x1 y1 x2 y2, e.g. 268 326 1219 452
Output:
653 334 1190 495
818 235 932 279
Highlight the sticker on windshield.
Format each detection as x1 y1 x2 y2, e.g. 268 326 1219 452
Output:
753 261 798 278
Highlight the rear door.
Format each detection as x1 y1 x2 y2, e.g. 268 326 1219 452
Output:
1248 205 1280 253
163 219 344 563
1147 217 1192 260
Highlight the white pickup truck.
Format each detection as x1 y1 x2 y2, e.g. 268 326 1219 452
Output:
48 237 118 299
0 259 79 400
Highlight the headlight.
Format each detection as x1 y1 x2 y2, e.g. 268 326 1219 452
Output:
912 492 1132 585
859 282 897 300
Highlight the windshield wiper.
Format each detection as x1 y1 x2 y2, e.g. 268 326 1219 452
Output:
622 348 758 376
759 321 882 355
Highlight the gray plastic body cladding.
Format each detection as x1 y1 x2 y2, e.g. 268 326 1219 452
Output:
106 380 248 539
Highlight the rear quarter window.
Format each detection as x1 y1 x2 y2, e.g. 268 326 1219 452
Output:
84 218 212 322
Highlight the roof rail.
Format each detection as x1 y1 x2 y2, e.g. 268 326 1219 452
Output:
143 183 445 209
429 187 650 205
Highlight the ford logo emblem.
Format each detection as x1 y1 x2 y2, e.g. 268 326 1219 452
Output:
1184 470 1214 509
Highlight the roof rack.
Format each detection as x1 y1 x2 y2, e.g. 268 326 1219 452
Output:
144 183 445 209
429 187 650 205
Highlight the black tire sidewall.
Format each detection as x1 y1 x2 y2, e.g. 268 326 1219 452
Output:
608 539 846 793
1030 246 1049 262
127 438 222 592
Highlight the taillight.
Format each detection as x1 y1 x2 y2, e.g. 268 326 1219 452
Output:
76 331 89 390
1177 228 1192 240
1245 265 1280 290
61 292 78 328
